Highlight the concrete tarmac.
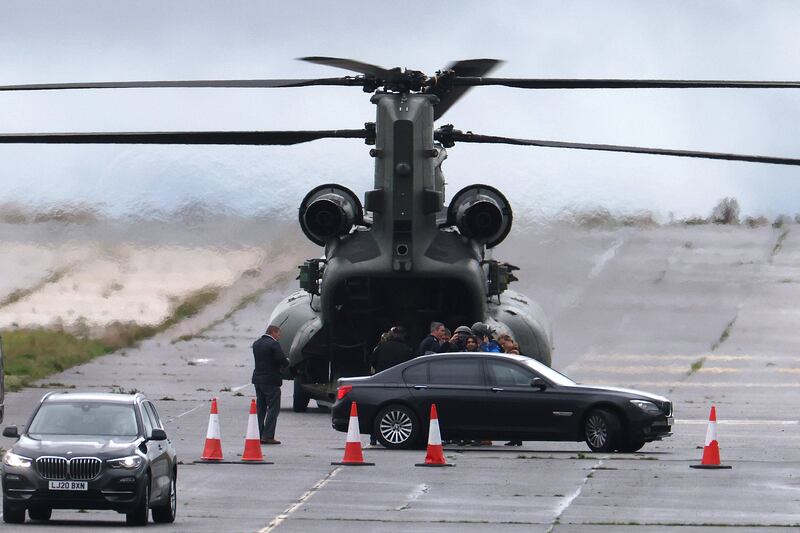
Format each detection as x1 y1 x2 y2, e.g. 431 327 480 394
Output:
2 223 799 531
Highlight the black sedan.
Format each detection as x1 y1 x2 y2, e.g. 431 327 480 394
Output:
2 391 177 525
332 353 673 452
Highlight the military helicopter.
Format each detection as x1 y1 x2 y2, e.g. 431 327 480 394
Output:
2 57 799 411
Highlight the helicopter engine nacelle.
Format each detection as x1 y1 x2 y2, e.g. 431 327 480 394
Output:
447 184 512 247
299 184 363 246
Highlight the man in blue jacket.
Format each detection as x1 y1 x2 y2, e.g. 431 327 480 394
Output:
252 324 290 444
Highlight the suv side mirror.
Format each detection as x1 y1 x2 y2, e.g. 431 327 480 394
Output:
530 377 547 390
3 426 19 438
149 428 167 441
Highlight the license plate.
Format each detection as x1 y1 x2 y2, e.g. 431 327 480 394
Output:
49 480 87 491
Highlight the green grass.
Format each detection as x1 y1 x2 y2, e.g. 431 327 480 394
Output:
2 329 113 391
2 287 221 391
688 357 706 376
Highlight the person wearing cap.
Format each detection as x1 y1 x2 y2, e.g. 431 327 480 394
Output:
472 322 502 353
448 325 473 352
371 326 414 373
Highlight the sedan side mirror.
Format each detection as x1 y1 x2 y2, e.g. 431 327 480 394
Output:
3 426 19 438
530 377 547 390
149 428 167 441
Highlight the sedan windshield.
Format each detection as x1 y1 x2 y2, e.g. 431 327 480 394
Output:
519 357 576 386
28 402 139 436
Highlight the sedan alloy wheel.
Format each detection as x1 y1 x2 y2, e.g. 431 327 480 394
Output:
374 404 420 449
584 408 621 452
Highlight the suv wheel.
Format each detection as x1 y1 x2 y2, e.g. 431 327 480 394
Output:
584 408 621 452
28 507 52 521
152 474 176 523
126 474 150 526
2 497 25 524
374 404 420 449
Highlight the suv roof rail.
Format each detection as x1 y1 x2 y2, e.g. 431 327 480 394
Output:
40 391 61 402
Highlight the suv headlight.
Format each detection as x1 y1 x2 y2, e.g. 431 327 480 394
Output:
3 451 33 468
630 400 661 414
107 455 144 469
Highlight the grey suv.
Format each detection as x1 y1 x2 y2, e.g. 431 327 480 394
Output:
2 392 177 525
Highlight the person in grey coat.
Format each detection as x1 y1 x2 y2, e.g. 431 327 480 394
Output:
251 324 289 444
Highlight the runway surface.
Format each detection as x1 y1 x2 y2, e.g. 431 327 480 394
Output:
2 223 799 531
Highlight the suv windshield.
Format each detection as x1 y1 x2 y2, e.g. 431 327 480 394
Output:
28 402 139 436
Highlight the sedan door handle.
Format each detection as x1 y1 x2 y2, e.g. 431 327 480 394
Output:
491 387 505 392
413 385 427 390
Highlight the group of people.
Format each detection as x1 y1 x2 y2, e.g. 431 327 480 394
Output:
251 321 524 447
371 320 521 372
371 320 524 447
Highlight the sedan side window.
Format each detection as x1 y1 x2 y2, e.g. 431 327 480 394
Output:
428 359 483 386
488 361 534 387
403 363 428 384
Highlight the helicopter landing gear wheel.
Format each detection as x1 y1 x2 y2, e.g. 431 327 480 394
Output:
293 378 310 412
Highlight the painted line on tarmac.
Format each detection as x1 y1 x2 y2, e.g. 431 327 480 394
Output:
589 239 624 279
164 384 253 424
547 457 606 533
676 419 798 426
162 402 206 425
586 381 800 388
258 466 342 533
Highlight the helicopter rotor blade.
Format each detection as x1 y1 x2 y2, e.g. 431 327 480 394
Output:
431 59 503 121
440 129 800 166
0 129 368 146
450 78 800 89
299 56 396 79
0 78 364 92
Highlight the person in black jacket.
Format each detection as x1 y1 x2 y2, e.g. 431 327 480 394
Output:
251 324 289 445
371 326 413 373
416 321 447 356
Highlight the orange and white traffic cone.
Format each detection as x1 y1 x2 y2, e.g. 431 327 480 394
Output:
690 405 732 469
415 403 454 467
331 402 374 466
200 398 224 461
241 399 267 462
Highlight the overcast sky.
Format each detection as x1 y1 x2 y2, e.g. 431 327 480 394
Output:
1 1 799 220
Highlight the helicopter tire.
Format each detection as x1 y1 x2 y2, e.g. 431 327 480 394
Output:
293 378 310 413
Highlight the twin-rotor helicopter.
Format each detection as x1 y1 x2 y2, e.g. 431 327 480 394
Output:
2 56 799 410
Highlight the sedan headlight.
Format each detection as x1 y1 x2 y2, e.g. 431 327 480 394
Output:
3 451 33 468
630 400 662 414
107 455 144 469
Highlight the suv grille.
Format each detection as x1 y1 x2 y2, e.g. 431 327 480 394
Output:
69 457 102 480
663 402 673 417
36 456 101 480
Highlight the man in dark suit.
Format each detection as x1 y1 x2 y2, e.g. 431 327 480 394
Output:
416 321 447 356
252 324 289 444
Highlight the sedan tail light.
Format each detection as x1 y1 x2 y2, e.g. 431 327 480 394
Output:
336 385 353 400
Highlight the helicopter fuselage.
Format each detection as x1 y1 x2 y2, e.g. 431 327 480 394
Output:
269 92 552 409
